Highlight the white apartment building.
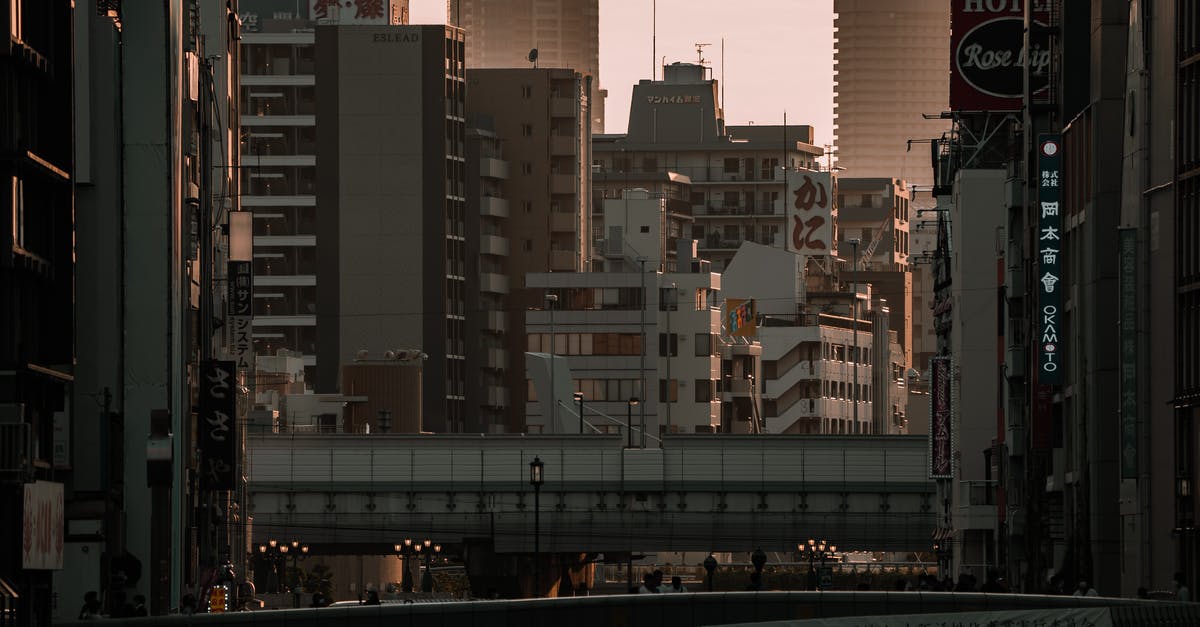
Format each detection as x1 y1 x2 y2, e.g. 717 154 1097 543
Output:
524 193 761 436
722 242 906 435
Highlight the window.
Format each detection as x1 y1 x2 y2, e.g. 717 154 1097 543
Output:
521 85 532 98
658 333 678 357
692 225 705 240
521 124 533 137
639 225 650 233
723 157 739 173
659 379 678 403
523 201 532 213
642 157 657 172
694 379 714 403
659 287 678 311
760 157 779 180
522 162 533 175
523 239 533 252
725 225 739 241
695 333 713 356
690 191 705 206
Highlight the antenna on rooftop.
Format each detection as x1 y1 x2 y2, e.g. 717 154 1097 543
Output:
695 42 711 65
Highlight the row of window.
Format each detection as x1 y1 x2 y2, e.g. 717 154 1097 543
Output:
527 333 643 356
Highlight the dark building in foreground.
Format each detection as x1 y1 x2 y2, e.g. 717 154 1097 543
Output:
1 0 73 622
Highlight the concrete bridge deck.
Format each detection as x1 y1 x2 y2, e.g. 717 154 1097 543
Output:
247 434 938 553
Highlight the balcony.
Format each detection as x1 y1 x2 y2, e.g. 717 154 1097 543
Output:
480 195 509 218
549 249 577 271
481 157 509 180
480 235 509 257
484 311 506 333
550 174 576 195
550 135 577 157
480 272 509 294
549 97 576 118
549 212 577 233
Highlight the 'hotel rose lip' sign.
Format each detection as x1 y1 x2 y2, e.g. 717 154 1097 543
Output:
951 1 1051 111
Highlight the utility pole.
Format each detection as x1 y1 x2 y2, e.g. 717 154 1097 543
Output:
851 239 860 433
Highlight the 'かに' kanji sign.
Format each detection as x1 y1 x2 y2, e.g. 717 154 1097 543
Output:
786 171 837 258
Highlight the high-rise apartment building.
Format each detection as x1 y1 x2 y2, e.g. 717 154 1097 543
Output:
466 67 591 431
239 5 468 431
451 0 605 133
833 0 949 185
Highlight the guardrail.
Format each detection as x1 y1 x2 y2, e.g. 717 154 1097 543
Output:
55 591 1199 627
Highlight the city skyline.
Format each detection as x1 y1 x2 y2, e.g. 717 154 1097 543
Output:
412 0 836 145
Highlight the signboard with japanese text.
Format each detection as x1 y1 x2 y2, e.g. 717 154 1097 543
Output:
929 356 953 479
785 171 837 258
199 360 237 491
228 261 254 370
1119 228 1137 478
725 299 757 337
1037 135 1062 384
22 481 64 570
312 0 404 25
950 0 1051 111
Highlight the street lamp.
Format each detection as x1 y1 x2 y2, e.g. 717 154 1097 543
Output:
545 293 559 431
798 539 838 590
421 543 442 593
258 538 307 594
574 392 585 434
626 398 640 448
849 238 860 434
530 456 545 597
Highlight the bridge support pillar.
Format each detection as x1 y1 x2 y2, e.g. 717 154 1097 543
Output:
463 539 594 598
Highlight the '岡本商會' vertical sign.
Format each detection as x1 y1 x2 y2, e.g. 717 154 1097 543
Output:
1037 135 1062 384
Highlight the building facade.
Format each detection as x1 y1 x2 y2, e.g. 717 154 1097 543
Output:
592 62 825 274
450 0 604 133
466 67 592 431
832 0 949 186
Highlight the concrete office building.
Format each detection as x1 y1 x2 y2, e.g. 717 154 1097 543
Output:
450 0 605 133
833 0 949 185
836 177 913 369
466 68 592 431
239 5 469 431
592 62 825 273
525 193 760 436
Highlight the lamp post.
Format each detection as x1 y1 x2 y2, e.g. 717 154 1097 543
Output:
258 538 308 594
545 293 558 431
626 398 640 448
849 238 859 433
798 539 837 590
574 392 585 434
530 456 545 597
421 542 442 593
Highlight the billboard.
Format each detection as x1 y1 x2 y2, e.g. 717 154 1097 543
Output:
1036 135 1062 384
929 356 953 479
725 299 757 337
311 0 405 24
950 1 1051 111
785 171 837 258
22 481 64 570
228 261 254 370
200 360 238 491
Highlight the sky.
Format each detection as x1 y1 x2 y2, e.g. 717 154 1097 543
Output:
409 0 835 147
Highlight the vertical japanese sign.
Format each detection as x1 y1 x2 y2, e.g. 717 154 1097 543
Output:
200 360 237 491
228 261 253 370
1037 135 1062 384
1119 228 1137 478
929 356 953 479
22 481 64 570
786 171 837 258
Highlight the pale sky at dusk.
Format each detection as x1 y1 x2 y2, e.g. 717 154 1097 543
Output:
409 0 836 147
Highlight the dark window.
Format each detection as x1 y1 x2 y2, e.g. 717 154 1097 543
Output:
723 157 739 173
642 157 658 172
658 333 678 357
695 333 712 356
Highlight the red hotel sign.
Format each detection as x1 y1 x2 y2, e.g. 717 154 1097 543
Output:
951 0 1051 111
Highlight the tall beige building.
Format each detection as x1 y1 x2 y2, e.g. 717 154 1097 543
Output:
450 0 605 133
833 0 949 186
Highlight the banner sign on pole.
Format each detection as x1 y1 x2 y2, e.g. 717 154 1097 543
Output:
199 360 237 491
930 356 953 479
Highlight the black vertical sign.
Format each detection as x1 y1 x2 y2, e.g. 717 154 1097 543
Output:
199 360 237 490
1036 135 1062 384
227 261 253 370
